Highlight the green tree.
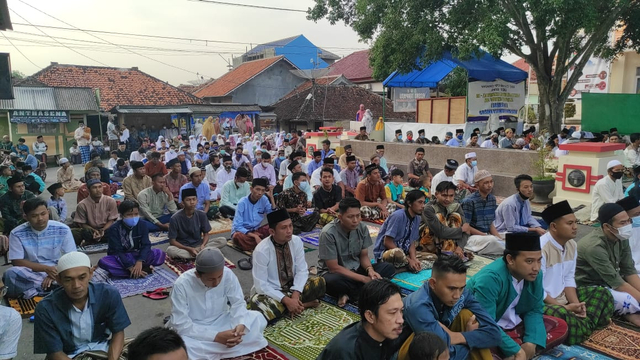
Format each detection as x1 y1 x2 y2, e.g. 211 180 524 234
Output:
308 0 640 133
11 70 25 80
440 67 468 97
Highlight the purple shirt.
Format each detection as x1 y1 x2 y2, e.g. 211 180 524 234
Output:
340 168 359 190
252 163 277 186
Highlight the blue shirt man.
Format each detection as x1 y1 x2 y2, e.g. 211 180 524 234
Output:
178 168 210 211
34 252 131 358
24 153 38 169
373 208 420 261
307 151 323 176
231 177 275 251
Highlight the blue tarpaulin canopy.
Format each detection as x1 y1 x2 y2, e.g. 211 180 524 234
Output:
383 51 528 87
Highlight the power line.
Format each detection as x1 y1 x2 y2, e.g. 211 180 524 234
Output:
16 0 209 77
0 32 40 69
188 0 307 13
9 22 366 51
9 9 110 66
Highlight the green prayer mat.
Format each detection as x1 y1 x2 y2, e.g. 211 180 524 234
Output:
466 255 495 278
263 302 360 360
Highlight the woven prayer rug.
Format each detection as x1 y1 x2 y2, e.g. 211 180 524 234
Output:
533 344 614 360
165 255 235 276
8 296 43 318
263 302 360 360
77 242 109 254
391 269 432 292
149 231 170 245
364 219 385 225
582 323 640 360
226 240 253 256
91 267 178 298
209 218 233 235
466 255 495 278
299 228 322 247
321 294 359 315
223 346 288 360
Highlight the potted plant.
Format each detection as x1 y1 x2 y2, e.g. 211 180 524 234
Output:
529 135 556 204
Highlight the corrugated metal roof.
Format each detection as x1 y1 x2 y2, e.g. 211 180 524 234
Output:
0 86 99 111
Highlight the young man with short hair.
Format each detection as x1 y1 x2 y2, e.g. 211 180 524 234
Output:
408 147 429 188
376 144 388 173
144 151 168 177
231 178 276 251
356 164 395 220
355 126 369 140
219 167 250 219
385 168 406 209
494 174 545 235
216 155 236 187
3 197 76 299
252 152 276 187
138 173 178 231
306 150 323 176
318 197 396 307
320 139 334 159
165 158 189 200
373 190 425 272
340 155 360 198
73 179 119 245
167 248 268 360
314 168 343 225
338 144 364 174
0 175 36 234
167 188 221 259
540 200 614 344
466 133 480 148
401 255 501 360
467 233 568 360
122 161 152 201
318 280 409 359
431 159 458 194
250 209 326 321
180 167 218 218
127 327 188 360
34 252 131 360
416 129 430 144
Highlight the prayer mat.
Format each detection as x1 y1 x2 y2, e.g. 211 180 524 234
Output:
582 323 640 360
149 231 170 245
77 243 109 254
263 302 360 360
8 296 43 318
223 346 288 360
321 294 359 315
227 240 253 256
91 267 178 298
299 228 322 247
209 218 233 235
165 255 235 276
613 317 640 331
367 225 380 238
533 344 614 360
466 255 495 278
391 269 432 292
304 247 315 253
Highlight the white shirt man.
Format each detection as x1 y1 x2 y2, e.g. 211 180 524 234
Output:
107 120 118 141
216 166 236 188
167 249 267 360
431 159 458 192
590 160 625 221
310 167 342 188
119 127 130 143
453 153 478 188
74 125 90 147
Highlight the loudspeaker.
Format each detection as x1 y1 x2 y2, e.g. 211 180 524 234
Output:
0 53 13 100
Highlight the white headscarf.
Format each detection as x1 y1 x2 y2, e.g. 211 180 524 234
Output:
189 135 198 151
155 135 165 149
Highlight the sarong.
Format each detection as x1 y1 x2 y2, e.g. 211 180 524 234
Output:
79 145 91 164
360 203 396 221
250 277 326 322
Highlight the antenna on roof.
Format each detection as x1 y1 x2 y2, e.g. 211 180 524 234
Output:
218 54 233 72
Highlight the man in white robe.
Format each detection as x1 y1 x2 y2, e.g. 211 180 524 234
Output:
590 160 624 221
250 209 326 322
167 248 267 360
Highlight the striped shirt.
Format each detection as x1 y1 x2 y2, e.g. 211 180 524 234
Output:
461 192 497 233
8 221 76 265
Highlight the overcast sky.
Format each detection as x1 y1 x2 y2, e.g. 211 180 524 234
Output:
2 0 369 85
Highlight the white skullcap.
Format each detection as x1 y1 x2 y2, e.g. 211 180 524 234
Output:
465 152 477 159
607 159 622 169
57 252 91 273
58 157 69 165
515 138 526 146
177 151 185 156
571 131 581 139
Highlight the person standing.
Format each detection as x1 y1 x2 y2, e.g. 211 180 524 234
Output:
119 123 130 146
107 117 120 152
74 122 91 164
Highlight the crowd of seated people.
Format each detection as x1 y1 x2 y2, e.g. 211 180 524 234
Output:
2 124 640 360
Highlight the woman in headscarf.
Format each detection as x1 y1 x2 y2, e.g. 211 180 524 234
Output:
202 116 215 141
244 115 254 136
155 135 165 150
275 131 284 149
189 135 198 152
363 109 374 134
222 117 231 137
213 117 221 136
216 134 225 146
236 114 246 135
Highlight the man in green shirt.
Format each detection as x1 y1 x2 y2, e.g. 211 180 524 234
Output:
575 202 640 326
219 167 250 218
0 176 36 234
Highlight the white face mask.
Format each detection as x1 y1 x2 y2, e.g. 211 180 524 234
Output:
613 223 633 240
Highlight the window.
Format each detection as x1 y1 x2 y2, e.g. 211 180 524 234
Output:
636 67 640 94
27 123 59 134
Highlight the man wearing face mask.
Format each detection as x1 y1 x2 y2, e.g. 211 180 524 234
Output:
392 129 402 142
590 160 625 221
216 155 236 188
273 149 286 179
404 130 415 144
277 172 320 234
576 202 640 327
494 174 546 236
623 196 640 273
453 152 479 195
446 129 465 147
98 200 166 278
252 152 276 187
220 167 250 219
416 129 430 144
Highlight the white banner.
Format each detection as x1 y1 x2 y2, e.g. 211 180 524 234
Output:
392 88 430 112
468 80 525 118
567 57 610 99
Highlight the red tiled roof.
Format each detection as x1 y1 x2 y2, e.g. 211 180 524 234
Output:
273 85 413 122
280 75 341 101
177 78 216 94
29 64 204 110
194 56 286 98
328 50 374 82
511 58 537 82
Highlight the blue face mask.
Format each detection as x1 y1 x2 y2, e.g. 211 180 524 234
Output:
298 181 310 191
397 135 402 140
633 216 640 228
279 156 285 160
123 216 140 228
457 134 463 140
471 160 478 167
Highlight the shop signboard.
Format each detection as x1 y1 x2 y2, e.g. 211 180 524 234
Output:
10 110 69 123
467 80 525 119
